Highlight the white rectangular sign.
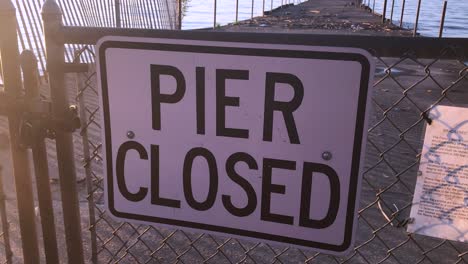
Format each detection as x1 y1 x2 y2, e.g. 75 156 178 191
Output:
408 105 468 242
97 36 373 255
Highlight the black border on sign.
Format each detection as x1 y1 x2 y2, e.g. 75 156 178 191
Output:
99 40 370 253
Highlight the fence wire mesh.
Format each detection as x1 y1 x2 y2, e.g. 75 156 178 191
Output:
66 43 468 264
0 40 467 263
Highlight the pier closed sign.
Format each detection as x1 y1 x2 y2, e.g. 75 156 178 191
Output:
97 35 373 255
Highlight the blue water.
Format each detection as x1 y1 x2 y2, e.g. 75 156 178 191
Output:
183 0 467 37
372 0 467 37
183 0 303 29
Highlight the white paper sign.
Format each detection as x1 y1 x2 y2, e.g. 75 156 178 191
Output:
97 36 374 255
408 105 468 242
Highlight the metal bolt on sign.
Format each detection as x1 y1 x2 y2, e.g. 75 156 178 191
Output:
127 130 135 139
322 151 333 161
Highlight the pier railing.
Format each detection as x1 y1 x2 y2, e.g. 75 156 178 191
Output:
1 0 468 263
362 0 450 37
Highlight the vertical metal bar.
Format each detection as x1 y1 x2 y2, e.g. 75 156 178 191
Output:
137 0 148 29
94 0 107 27
88 0 100 27
177 0 182 29
0 56 2 84
115 0 121 27
251 0 254 19
127 0 136 28
148 0 162 29
92 0 103 26
15 18 25 52
142 0 152 28
141 0 153 29
0 1 40 263
22 0 46 74
372 0 375 14
121 0 130 27
382 0 387 23
100 0 109 27
413 0 422 36
130 0 141 28
263 0 265 16
157 0 169 29
107 0 115 27
80 0 97 27
53 2 73 63
42 1 85 263
136 0 145 28
20 50 60 264
390 0 395 23
77 0 92 26
235 0 239 22
59 0 81 63
130 0 139 28
14 0 34 51
399 0 405 28
159 0 169 29
270 0 273 11
164 0 174 30
438 1 447 38
74 51 98 264
213 0 217 28
0 166 13 264
140 0 151 28
101 0 111 27
152 0 165 29
30 0 48 72
81 0 94 26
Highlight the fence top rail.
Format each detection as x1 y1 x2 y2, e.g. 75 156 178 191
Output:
58 26 468 60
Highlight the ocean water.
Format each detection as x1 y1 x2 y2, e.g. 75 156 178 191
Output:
372 0 467 37
182 0 300 29
182 0 467 37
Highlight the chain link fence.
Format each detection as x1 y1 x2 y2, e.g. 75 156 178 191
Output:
0 34 467 263
63 41 468 264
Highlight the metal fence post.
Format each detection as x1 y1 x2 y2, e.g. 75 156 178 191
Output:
262 0 265 16
382 0 387 23
400 0 406 28
42 1 85 263
390 0 395 23
0 166 12 264
438 1 447 38
177 0 182 29
251 0 254 19
0 1 40 263
236 0 239 22
213 0 217 28
115 0 121 27
20 50 60 264
413 0 422 36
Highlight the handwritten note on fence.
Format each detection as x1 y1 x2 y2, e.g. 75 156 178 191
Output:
408 105 468 242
